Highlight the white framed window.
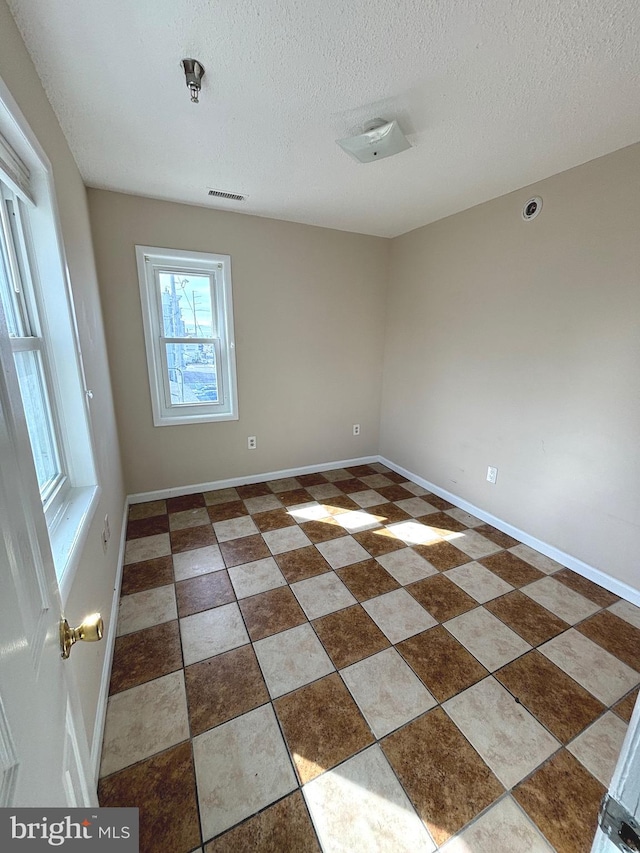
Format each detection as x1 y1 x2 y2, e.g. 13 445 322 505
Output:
135 245 238 426
0 83 98 596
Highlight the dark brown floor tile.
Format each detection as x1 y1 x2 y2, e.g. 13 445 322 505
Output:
252 508 297 532
298 518 348 543
554 568 619 607
206 500 249 523
278 488 314 507
336 559 401 601
369 502 412 524
236 482 272 498
121 555 174 595
109 620 183 695
423 495 454 511
275 545 332 583
377 484 414 501
99 741 201 853
239 586 307 641
205 790 320 852
166 493 205 513
219 535 270 567
420 511 466 533
412 540 471 571
176 571 235 617
384 471 410 484
406 575 477 622
496 650 605 742
334 477 369 494
170 525 217 553
576 609 640 670
185 645 269 736
274 673 374 784
353 528 406 557
485 590 569 646
126 515 170 540
313 604 390 668
381 708 503 846
397 627 488 702
474 524 519 549
479 552 544 587
613 686 639 722
296 472 329 487
345 464 378 477
513 750 605 853
128 499 167 521
321 494 360 512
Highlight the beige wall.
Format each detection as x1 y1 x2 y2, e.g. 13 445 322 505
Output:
87 190 389 495
1 1 125 751
381 143 640 589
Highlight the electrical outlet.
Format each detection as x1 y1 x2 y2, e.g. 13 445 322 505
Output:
487 466 498 484
101 514 111 553
248 436 257 450
353 424 361 436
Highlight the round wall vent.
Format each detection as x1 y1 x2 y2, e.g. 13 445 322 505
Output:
522 196 543 221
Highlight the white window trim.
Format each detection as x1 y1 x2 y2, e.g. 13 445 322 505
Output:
136 245 239 426
0 75 99 601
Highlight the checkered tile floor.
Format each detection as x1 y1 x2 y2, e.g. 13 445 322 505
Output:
98 463 640 852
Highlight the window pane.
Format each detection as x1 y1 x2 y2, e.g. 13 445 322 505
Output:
165 342 219 405
159 273 213 339
14 348 60 493
0 225 20 336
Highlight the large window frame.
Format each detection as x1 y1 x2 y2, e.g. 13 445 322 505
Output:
136 245 239 426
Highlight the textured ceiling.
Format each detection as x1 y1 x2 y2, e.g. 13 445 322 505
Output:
7 0 640 237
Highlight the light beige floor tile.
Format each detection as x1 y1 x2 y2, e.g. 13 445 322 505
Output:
377 548 437 585
539 629 639 705
445 607 531 671
128 499 166 520
243 494 282 514
360 474 395 489
287 502 331 522
316 536 370 569
169 508 210 531
263 525 312 554
124 532 171 565
445 508 484 528
608 599 640 630
444 529 502 559
228 556 287 599
180 602 249 666
253 623 334 698
363 589 437 644
386 520 442 546
508 544 563 574
402 482 429 496
194 704 297 839
322 468 351 482
350 489 387 508
204 487 239 506
303 745 435 853
267 476 300 492
441 796 554 852
394 497 438 517
116 584 177 636
212 516 259 542
335 510 382 533
341 648 436 738
445 562 513 603
567 711 628 786
522 576 601 624
443 677 560 788
173 544 224 580
291 573 357 620
100 671 189 777
369 462 392 475
306 483 342 499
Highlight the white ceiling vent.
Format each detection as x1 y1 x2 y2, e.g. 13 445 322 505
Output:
336 119 411 164
208 188 245 201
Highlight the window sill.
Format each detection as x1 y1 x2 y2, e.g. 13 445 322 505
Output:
153 410 239 427
51 484 101 604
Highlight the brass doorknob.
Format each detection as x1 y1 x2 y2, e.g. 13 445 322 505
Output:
60 613 104 659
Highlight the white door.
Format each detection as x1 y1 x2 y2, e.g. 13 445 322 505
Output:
0 305 96 807
592 698 640 851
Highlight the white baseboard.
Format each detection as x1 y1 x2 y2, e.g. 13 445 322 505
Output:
128 455 379 504
378 456 640 608
90 499 128 783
